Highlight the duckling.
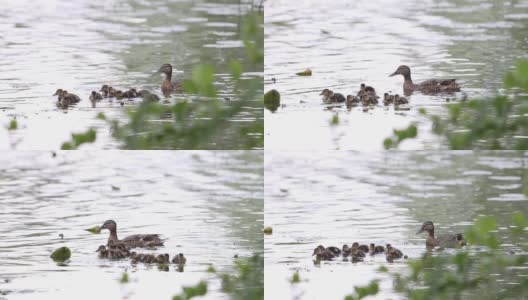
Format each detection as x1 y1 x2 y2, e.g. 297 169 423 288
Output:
346 95 361 106
137 90 160 102
320 89 333 102
350 248 366 262
326 246 341 256
383 93 394 105
394 94 409 105
114 90 124 100
342 244 352 257
386 244 404 259
352 242 369 253
312 245 326 256
122 89 138 99
369 243 385 255
356 83 367 98
108 87 117 96
362 88 379 106
157 254 170 264
172 253 186 265
96 245 108 258
99 85 110 97
314 248 335 261
89 91 103 102
53 89 81 104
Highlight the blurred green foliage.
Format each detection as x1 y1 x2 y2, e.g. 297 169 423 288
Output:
171 254 263 300
392 214 528 300
383 124 417 149
172 281 207 300
385 60 528 149
344 281 379 300
8 119 17 130
61 128 96 150
120 273 129 284
221 254 263 300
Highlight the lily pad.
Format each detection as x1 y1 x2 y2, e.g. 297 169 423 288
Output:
263 227 273 235
85 225 101 234
50 247 71 262
296 69 312 76
264 90 280 112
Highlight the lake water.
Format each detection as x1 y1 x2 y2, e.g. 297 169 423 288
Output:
0 151 263 299
0 0 263 150
265 151 528 299
264 0 528 150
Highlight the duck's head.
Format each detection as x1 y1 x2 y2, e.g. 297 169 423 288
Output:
53 89 64 96
351 242 359 249
417 221 434 235
369 243 375 250
158 63 173 76
96 245 106 252
101 220 117 232
390 65 411 78
100 85 109 92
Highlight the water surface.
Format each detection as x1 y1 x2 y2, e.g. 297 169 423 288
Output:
265 151 528 299
0 151 263 299
265 0 528 150
0 0 263 149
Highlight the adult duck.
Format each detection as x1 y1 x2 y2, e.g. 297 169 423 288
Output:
158 63 183 97
389 65 460 94
416 221 466 249
100 220 165 248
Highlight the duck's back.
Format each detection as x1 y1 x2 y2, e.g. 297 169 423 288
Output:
436 233 464 248
416 79 460 93
122 234 164 248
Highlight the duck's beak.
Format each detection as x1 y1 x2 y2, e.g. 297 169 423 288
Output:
389 70 398 77
416 228 424 234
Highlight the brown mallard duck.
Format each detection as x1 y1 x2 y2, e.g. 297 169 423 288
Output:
158 63 183 97
100 220 165 249
390 65 461 94
417 221 466 249
320 89 345 103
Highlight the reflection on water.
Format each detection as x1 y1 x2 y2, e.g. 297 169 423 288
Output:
264 0 528 150
0 0 263 149
265 151 528 299
0 151 263 299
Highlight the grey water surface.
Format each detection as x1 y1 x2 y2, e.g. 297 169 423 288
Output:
265 0 528 150
265 151 528 299
0 0 263 149
0 151 263 300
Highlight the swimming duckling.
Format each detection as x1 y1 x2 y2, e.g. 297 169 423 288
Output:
54 89 81 107
369 243 385 255
352 242 369 253
314 248 335 261
320 89 333 102
356 83 367 98
386 244 404 259
90 91 103 102
346 95 361 106
383 93 394 105
137 90 160 102
96 245 108 258
326 246 341 256
394 94 408 105
157 254 170 264
172 253 186 265
122 89 138 99
342 244 351 257
312 245 326 256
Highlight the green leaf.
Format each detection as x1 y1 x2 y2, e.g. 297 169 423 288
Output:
264 90 281 112
50 247 71 262
296 69 312 76
85 226 101 234
263 227 273 235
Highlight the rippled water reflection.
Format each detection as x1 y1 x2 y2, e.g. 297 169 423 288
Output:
0 0 263 149
265 151 528 299
265 0 528 150
0 151 263 299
